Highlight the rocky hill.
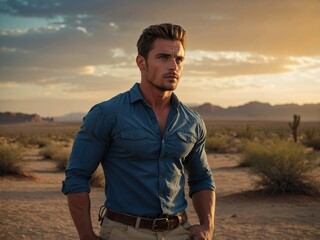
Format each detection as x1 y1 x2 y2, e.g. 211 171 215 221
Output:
192 101 320 121
53 101 320 122
1 102 315 123
0 112 54 124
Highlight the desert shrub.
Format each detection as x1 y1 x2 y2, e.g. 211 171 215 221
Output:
304 136 320 151
303 128 320 150
15 134 52 148
52 148 71 171
40 143 61 159
275 127 291 140
0 143 24 176
90 168 105 188
26 136 51 147
236 125 256 140
40 143 71 171
206 135 230 153
241 140 319 194
239 141 268 167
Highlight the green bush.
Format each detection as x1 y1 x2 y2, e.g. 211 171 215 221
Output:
236 125 256 140
40 143 71 171
206 135 230 153
0 144 24 176
303 129 320 150
305 136 320 151
241 140 319 194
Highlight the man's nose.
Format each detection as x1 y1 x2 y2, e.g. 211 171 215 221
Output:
168 58 178 70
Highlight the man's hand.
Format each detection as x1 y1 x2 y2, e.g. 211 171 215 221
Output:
188 224 213 240
190 190 215 240
79 233 101 240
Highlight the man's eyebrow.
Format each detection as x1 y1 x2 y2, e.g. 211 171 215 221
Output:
156 53 171 57
156 53 185 59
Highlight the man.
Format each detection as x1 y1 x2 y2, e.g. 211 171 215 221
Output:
62 23 216 240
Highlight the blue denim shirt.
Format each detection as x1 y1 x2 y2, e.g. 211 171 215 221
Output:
62 83 215 217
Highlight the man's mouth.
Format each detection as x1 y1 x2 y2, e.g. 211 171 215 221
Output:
164 73 179 80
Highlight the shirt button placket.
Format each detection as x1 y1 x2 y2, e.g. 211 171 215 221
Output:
159 137 167 211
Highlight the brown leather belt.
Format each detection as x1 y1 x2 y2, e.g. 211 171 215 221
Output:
105 209 188 232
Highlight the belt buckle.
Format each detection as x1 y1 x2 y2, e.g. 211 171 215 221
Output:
152 217 169 231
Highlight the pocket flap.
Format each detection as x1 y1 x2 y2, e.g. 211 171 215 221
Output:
177 131 196 143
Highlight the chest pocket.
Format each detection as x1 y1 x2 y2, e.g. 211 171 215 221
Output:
114 130 149 159
174 131 197 159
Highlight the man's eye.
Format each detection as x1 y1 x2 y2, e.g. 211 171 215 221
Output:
176 57 184 64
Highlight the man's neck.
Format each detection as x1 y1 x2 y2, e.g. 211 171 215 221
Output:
139 83 172 111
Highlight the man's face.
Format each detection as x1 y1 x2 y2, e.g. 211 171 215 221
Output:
143 38 185 92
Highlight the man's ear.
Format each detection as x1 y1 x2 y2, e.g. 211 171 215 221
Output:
136 55 146 71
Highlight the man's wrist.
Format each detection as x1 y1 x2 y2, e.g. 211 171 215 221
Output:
79 232 97 240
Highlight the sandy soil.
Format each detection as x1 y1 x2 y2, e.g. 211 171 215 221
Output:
0 150 319 240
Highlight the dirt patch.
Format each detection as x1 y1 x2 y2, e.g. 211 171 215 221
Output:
0 151 319 239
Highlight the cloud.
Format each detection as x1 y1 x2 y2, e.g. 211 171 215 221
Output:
76 26 91 36
0 0 319 115
286 56 320 70
1 0 318 54
80 64 137 78
186 50 276 67
184 51 293 77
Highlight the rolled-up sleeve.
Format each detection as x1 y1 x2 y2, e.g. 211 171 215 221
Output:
62 104 110 195
185 118 216 197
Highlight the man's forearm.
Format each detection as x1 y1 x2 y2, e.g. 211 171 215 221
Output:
67 192 97 240
192 189 215 230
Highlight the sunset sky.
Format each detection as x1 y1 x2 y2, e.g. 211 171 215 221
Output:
1 0 319 117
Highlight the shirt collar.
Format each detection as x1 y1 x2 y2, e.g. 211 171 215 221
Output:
129 83 180 108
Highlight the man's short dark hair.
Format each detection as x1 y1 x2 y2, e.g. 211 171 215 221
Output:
137 23 187 59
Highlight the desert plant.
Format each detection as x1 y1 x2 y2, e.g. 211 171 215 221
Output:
0 143 24 176
238 139 272 167
289 114 300 143
241 140 318 194
26 135 51 147
236 124 255 140
40 143 72 171
40 143 61 159
90 168 105 188
52 148 71 171
303 128 320 151
16 134 47 147
206 135 231 153
305 136 320 151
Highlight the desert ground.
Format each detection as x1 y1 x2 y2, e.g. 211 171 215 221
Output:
1 147 319 240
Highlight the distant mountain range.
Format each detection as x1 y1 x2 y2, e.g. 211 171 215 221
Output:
0 112 54 124
191 101 320 121
54 112 86 122
1 102 319 124
56 101 320 122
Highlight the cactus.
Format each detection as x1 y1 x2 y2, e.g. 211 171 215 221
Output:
289 114 300 143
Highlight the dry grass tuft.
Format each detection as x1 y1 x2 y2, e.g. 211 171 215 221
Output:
90 169 105 188
0 143 33 178
40 143 71 171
